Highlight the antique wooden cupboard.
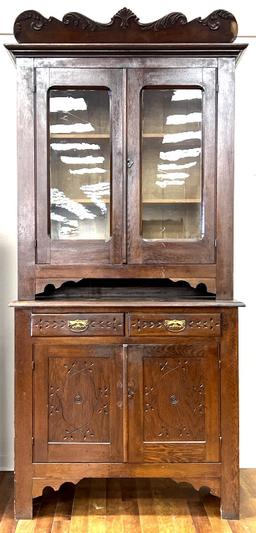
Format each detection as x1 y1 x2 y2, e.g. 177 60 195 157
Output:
7 8 246 519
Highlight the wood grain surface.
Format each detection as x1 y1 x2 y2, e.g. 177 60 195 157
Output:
13 9 238 44
0 470 255 532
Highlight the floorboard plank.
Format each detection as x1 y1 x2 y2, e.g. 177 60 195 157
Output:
87 478 106 533
188 500 213 532
51 483 75 533
136 479 158 533
106 479 124 532
69 479 90 533
0 473 14 522
120 479 141 532
203 494 233 533
0 485 16 533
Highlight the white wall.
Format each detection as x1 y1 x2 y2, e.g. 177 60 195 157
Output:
0 0 255 470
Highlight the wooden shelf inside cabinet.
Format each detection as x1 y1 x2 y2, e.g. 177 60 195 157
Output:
69 198 201 205
72 198 110 204
143 133 179 138
50 133 110 139
143 199 201 204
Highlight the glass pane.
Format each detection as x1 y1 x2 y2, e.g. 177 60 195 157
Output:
49 88 111 240
141 88 203 240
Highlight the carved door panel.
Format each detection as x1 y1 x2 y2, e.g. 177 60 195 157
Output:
128 343 220 463
33 344 123 462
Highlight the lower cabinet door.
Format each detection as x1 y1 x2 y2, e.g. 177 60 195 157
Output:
127 343 220 463
33 344 123 462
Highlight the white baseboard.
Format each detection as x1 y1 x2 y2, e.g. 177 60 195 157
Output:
0 455 13 471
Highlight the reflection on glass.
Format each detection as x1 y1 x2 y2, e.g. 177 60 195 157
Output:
49 89 111 240
141 88 203 240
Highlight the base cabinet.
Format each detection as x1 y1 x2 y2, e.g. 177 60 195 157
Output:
14 305 239 520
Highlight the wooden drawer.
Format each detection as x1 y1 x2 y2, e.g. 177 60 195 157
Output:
31 313 124 336
128 313 221 336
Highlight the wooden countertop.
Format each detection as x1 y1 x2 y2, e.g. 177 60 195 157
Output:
10 299 245 308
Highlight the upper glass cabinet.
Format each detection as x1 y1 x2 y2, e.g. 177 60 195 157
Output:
49 88 111 241
36 66 216 267
141 88 202 241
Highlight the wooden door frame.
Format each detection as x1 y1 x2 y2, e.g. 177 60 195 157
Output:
36 67 125 266
127 67 217 264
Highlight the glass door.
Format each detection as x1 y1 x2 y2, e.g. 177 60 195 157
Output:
36 68 124 264
127 68 216 264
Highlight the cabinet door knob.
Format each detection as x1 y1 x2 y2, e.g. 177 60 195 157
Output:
127 158 134 168
128 388 135 400
170 394 178 405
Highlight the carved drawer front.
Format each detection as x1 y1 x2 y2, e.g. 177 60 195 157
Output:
31 313 124 336
128 313 221 337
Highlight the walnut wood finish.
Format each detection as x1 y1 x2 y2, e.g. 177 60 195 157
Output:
220 308 239 520
36 68 125 266
33 344 123 463
127 67 216 265
15 310 33 519
6 45 247 298
31 313 124 336
127 343 220 463
13 9 238 44
128 313 221 336
13 304 241 519
8 10 245 522
216 58 236 299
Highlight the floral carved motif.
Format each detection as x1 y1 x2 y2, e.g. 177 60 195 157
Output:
13 8 238 43
49 359 110 442
34 318 66 331
196 9 236 31
141 12 187 32
143 358 205 441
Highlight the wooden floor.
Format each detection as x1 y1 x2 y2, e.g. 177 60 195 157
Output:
0 470 256 532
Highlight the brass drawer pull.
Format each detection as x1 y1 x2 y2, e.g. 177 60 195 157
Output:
68 319 89 332
164 319 186 332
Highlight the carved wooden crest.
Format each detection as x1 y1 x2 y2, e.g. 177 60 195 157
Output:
14 8 238 44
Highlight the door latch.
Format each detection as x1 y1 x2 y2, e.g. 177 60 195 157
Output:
127 158 134 168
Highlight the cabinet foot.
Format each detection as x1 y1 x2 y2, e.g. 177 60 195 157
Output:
15 500 33 520
220 508 239 521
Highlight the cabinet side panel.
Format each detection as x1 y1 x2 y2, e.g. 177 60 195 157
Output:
220 308 239 519
17 59 35 299
15 309 33 518
216 58 235 299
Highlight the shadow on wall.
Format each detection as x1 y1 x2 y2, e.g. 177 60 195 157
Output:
0 241 17 470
